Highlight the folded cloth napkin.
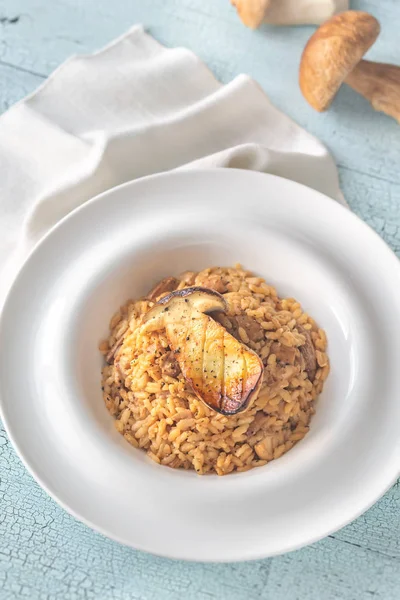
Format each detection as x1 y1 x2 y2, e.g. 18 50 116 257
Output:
0 25 344 307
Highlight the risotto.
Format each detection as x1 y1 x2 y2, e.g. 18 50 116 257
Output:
100 265 329 475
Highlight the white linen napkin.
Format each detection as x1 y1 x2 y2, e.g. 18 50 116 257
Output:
0 25 344 306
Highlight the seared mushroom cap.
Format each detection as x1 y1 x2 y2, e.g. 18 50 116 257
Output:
158 286 227 310
142 287 264 415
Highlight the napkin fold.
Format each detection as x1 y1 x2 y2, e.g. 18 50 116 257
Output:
0 25 343 304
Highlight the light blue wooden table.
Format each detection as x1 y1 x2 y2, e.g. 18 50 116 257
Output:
0 1 399 598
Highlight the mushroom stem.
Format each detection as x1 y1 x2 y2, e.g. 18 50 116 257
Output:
263 0 349 26
232 0 348 29
345 59 400 123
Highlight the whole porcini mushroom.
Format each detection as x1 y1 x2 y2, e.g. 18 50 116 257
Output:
300 11 400 123
231 0 348 29
142 287 264 415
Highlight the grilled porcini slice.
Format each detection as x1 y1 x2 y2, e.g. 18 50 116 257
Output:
142 287 264 415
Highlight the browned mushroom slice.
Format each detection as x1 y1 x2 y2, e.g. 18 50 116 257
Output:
147 276 179 301
142 287 264 415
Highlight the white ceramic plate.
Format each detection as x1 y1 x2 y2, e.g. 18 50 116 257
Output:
1 170 400 562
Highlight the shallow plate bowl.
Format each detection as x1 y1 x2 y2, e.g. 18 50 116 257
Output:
1 169 400 562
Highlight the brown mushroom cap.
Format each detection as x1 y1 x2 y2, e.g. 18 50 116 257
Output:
231 0 271 29
299 11 380 111
143 287 227 331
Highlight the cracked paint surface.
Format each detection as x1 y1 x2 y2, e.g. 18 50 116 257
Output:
0 0 400 598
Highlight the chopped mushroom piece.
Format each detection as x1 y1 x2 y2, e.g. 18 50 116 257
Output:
194 273 228 294
142 287 264 415
179 271 196 286
160 351 181 379
232 314 265 343
298 327 317 382
254 436 273 460
147 276 179 301
271 342 297 365
247 412 269 437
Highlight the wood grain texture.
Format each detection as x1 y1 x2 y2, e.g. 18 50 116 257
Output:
0 0 399 598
